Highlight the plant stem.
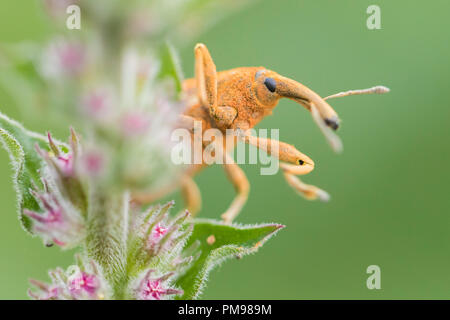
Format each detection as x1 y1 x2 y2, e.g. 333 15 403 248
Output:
85 189 130 298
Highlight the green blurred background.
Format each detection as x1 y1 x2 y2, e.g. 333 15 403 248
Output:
0 0 449 299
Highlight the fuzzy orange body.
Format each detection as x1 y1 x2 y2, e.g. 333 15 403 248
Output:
182 67 276 133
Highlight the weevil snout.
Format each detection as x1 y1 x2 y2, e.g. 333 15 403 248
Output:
253 69 340 130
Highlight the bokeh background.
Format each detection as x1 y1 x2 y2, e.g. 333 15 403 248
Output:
0 0 449 299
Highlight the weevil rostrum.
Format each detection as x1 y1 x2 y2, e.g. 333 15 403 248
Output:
133 43 389 223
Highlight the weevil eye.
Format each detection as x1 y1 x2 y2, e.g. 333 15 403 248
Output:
298 159 305 165
264 77 276 93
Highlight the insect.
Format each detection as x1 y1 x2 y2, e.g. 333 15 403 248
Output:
133 43 389 223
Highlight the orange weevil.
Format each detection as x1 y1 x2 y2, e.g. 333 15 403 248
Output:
133 43 389 223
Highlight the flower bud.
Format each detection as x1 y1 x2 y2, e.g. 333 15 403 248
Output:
36 131 88 213
24 184 84 248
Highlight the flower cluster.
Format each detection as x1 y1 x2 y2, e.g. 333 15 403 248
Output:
24 184 83 248
28 199 197 300
28 257 110 300
20 123 199 299
24 131 85 248
122 201 199 300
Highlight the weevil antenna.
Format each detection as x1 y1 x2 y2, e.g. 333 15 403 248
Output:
324 85 390 101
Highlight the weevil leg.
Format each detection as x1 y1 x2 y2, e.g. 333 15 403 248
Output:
180 175 202 216
195 43 218 117
131 163 205 207
237 129 330 201
132 181 179 205
280 163 330 202
221 153 250 224
194 43 238 126
132 175 202 216
214 106 237 128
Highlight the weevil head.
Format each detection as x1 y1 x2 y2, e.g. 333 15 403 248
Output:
252 68 281 108
253 68 340 130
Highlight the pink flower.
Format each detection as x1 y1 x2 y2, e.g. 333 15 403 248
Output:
81 89 113 119
28 279 61 300
146 209 190 255
46 132 75 176
68 271 98 296
147 223 170 254
142 279 165 300
29 261 107 300
121 112 150 137
81 150 105 176
46 287 60 299
25 208 61 225
29 286 60 300
23 185 84 248
137 270 182 300
52 238 66 247
57 153 74 175
24 193 63 226
57 42 85 76
41 40 85 79
152 223 168 240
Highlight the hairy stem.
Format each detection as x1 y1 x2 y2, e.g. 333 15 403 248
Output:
85 189 130 298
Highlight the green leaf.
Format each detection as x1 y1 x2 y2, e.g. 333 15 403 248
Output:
176 219 285 299
0 112 65 233
157 42 184 94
